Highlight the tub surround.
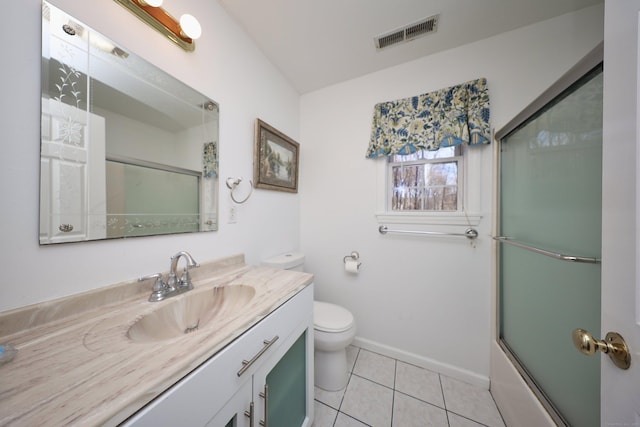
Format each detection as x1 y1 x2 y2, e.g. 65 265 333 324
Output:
0 254 313 426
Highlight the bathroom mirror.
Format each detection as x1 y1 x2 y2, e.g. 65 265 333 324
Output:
40 1 219 244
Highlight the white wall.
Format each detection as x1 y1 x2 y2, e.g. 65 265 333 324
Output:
299 5 604 382
0 0 300 311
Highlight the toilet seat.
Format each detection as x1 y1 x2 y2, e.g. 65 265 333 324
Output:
314 301 354 333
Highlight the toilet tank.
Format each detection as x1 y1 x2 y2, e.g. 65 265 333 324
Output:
262 252 305 272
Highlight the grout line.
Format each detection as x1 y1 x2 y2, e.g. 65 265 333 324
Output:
489 386 508 427
315 400 339 427
440 372 452 427
338 412 373 427
331 346 360 426
336 373 351 413
390 358 397 426
447 411 493 427
350 372 395 391
317 345 498 427
439 373 447 410
394 390 447 412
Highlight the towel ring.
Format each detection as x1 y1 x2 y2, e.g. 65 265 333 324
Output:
226 177 253 204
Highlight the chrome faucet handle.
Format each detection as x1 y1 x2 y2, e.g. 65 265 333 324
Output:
165 272 178 293
139 273 168 302
170 251 199 291
178 267 195 290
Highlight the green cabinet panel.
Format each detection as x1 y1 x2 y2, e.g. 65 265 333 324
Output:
266 332 307 427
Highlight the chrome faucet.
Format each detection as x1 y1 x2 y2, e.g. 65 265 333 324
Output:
139 251 200 302
167 251 199 291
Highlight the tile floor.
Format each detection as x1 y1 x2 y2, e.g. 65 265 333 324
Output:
313 346 505 427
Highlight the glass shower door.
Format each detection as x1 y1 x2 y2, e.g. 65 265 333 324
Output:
499 65 602 426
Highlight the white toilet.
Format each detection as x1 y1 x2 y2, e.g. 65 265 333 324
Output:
262 252 356 391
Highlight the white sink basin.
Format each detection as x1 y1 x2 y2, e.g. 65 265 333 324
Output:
127 285 256 343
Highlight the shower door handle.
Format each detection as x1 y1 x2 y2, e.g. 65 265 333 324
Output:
572 328 631 370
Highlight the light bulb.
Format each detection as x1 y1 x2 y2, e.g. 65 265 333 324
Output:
179 14 202 40
139 0 163 6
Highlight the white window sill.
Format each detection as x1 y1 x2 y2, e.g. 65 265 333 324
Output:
375 211 483 226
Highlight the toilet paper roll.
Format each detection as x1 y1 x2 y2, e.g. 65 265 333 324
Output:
345 259 360 273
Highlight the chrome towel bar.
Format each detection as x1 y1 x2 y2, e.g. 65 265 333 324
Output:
493 236 600 264
379 225 478 240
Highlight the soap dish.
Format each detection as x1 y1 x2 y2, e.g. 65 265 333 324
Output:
0 344 18 365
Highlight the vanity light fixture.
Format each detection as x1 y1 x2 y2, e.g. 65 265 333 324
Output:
114 0 202 51
139 0 163 6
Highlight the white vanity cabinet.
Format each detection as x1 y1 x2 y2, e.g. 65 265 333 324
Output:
205 381 253 427
121 284 314 427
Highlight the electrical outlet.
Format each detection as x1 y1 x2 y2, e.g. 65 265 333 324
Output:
229 206 237 224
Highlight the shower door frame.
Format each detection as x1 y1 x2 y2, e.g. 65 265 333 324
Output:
491 43 604 427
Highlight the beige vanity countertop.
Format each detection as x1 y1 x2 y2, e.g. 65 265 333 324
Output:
0 254 313 427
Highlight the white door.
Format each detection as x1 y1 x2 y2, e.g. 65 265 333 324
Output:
40 98 106 244
600 1 640 424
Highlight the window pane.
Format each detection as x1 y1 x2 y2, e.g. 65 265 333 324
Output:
402 165 419 187
424 146 457 160
420 186 457 211
425 161 458 186
390 151 422 162
442 187 458 210
392 166 402 188
390 146 458 162
389 147 460 212
424 187 441 210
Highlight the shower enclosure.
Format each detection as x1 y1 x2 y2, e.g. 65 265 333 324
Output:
495 53 603 426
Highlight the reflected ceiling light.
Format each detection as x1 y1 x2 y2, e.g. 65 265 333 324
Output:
59 17 130 59
114 0 201 52
139 0 163 6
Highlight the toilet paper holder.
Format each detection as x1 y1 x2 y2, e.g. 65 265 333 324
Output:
343 251 361 266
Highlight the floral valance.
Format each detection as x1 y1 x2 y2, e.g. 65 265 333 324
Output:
366 78 491 158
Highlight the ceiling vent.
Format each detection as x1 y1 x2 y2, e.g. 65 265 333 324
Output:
375 14 439 50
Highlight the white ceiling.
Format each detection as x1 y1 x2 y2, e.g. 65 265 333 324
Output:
218 0 602 94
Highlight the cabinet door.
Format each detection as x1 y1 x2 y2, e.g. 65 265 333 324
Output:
254 328 313 427
205 381 252 427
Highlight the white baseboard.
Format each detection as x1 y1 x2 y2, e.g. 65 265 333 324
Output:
352 336 490 389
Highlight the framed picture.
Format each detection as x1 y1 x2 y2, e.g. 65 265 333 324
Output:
254 119 299 193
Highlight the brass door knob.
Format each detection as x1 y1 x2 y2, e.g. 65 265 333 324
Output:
572 328 631 370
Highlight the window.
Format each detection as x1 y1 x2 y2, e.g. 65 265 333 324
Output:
388 145 463 211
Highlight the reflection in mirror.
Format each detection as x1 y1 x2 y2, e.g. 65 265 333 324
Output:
40 1 219 244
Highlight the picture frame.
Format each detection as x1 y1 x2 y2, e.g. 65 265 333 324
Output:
254 119 299 193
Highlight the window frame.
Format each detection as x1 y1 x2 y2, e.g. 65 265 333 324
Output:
387 145 464 213
375 143 484 227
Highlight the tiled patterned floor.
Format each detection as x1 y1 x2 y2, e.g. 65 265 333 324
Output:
313 346 505 427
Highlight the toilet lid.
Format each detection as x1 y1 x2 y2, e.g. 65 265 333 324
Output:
314 301 354 333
